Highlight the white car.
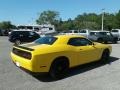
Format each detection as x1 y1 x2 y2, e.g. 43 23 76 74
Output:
111 29 120 40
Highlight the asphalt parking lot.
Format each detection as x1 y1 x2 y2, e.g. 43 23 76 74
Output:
0 36 120 90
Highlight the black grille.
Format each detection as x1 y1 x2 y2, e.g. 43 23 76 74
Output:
12 48 32 60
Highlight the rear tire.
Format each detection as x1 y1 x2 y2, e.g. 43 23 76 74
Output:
49 59 69 79
113 38 118 44
100 49 110 63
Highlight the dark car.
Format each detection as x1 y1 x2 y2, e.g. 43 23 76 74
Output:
88 31 118 43
9 30 40 45
0 29 2 36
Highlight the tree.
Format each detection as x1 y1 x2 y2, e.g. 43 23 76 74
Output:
115 10 120 28
74 13 100 30
103 13 116 31
0 21 16 30
36 10 59 25
35 10 120 31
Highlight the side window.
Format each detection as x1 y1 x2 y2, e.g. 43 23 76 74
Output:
74 30 79 33
90 32 95 35
29 31 35 36
49 28 53 30
111 30 118 32
22 31 29 36
34 27 39 32
68 31 72 33
106 32 111 36
68 38 81 46
19 31 24 36
79 38 93 46
79 30 86 33
68 38 93 46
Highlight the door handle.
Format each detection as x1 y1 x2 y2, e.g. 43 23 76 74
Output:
79 49 83 50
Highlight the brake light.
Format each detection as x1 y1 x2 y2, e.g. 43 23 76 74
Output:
22 53 32 60
13 48 32 60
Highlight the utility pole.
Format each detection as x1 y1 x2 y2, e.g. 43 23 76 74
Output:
102 9 105 31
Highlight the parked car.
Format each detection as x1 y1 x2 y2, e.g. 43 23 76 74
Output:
59 29 90 37
59 30 80 35
88 31 118 43
0 29 9 36
9 30 40 45
111 29 120 40
11 35 112 79
79 29 90 38
0 29 2 36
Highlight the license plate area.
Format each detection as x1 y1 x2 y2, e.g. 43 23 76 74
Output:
15 62 20 67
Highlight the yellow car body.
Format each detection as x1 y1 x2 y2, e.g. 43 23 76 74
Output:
11 35 112 73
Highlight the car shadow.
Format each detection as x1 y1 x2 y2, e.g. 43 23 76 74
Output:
31 56 119 82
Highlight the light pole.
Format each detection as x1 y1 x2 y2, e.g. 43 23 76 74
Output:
101 9 105 31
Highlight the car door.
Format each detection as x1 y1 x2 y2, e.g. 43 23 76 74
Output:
68 38 100 65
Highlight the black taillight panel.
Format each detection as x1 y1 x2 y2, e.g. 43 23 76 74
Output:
13 48 32 60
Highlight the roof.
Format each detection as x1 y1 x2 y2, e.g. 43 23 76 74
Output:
12 30 33 32
55 35 85 38
90 30 110 32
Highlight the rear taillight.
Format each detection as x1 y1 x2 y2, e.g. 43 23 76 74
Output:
13 48 32 60
22 52 32 60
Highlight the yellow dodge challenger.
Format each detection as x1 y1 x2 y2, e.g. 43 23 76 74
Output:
11 35 112 79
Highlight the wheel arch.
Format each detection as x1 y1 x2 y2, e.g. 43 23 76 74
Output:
101 48 110 56
49 56 70 71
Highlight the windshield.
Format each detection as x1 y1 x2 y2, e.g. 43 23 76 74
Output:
34 37 57 45
112 30 118 32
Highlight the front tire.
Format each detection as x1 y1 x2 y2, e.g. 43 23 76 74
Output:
49 59 69 79
97 38 104 43
15 40 21 45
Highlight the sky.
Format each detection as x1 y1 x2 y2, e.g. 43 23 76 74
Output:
0 0 120 25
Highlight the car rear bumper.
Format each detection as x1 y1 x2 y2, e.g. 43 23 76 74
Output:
11 52 33 71
12 60 47 76
11 52 49 73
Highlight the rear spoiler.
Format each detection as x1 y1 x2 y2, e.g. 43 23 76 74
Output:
13 45 34 51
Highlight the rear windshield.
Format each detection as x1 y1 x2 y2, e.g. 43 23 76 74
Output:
35 37 57 45
111 30 118 32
